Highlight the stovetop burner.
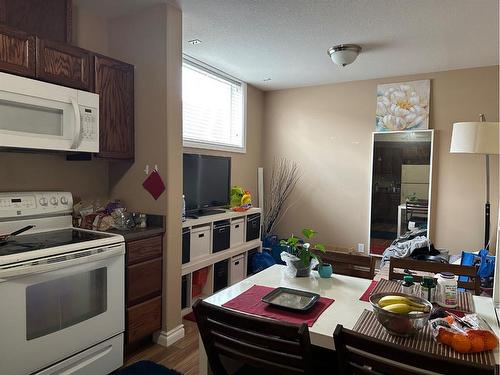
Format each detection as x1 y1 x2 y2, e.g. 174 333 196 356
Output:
0 228 113 256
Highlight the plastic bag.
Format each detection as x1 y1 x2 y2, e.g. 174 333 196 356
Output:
280 251 318 277
430 313 498 353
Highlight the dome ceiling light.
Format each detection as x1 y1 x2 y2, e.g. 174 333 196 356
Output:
327 44 362 67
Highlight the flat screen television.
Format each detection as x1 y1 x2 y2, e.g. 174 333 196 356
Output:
183 153 231 216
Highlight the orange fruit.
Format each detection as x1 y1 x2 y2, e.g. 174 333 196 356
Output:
480 331 499 350
468 332 485 353
451 334 471 353
437 329 454 346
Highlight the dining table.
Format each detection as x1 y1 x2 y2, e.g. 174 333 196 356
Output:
198 264 500 374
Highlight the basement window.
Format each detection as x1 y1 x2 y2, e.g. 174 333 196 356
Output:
182 57 246 153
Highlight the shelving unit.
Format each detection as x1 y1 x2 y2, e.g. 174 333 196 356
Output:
181 208 262 316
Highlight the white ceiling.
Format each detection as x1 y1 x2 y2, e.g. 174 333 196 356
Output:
78 0 499 91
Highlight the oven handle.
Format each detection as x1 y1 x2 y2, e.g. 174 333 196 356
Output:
70 97 82 149
0 245 124 282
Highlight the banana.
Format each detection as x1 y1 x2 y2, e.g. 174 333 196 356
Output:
377 295 426 309
382 303 428 314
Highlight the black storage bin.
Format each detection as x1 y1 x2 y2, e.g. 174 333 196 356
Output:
213 220 230 253
213 260 229 292
181 275 188 309
246 213 261 242
182 227 191 264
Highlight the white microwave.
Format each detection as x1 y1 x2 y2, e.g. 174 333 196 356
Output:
0 72 99 153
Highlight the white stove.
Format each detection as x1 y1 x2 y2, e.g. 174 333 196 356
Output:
0 192 125 375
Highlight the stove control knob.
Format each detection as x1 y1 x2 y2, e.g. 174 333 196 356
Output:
39 197 48 206
50 197 58 206
60 196 68 205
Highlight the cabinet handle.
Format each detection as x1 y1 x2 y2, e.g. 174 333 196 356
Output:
234 261 239 265
198 233 204 238
235 225 239 228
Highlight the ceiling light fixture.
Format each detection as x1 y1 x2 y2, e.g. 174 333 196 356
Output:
188 39 202 45
262 78 272 82
327 44 362 67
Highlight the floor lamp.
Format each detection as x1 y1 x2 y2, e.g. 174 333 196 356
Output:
450 114 499 250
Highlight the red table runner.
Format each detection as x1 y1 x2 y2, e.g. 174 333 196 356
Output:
222 285 334 327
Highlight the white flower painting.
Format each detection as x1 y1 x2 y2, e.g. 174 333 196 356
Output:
376 80 430 131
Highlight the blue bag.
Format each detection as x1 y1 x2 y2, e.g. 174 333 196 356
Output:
249 251 276 274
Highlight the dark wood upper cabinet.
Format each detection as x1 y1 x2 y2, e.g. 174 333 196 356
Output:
0 0 72 43
94 55 134 160
36 38 92 90
0 25 35 77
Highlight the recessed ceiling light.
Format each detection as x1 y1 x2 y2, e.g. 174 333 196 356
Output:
188 39 202 45
262 78 272 82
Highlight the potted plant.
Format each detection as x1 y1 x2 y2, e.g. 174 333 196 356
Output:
280 229 326 277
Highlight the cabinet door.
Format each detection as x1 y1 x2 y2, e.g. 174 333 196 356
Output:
126 296 162 344
0 0 72 43
36 38 92 90
94 55 134 159
0 25 35 77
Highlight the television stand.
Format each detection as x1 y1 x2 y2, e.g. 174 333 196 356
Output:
188 209 226 218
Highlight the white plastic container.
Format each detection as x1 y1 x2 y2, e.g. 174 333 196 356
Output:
436 272 458 308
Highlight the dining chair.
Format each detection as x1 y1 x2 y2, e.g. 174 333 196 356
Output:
319 250 376 279
333 325 493 375
405 199 428 231
389 257 481 295
192 299 314 375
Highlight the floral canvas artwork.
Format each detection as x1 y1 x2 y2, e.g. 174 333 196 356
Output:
376 80 430 131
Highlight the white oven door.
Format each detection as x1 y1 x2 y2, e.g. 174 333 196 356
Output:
0 244 125 375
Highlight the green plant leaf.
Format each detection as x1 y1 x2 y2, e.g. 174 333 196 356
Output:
314 243 326 253
302 228 316 239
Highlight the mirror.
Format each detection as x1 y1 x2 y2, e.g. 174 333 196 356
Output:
369 130 434 256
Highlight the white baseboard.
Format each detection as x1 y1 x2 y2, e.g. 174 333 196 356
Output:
154 324 185 347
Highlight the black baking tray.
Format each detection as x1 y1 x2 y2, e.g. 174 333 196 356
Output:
261 287 320 311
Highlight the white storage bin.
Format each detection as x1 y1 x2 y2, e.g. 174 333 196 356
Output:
190 225 211 260
230 254 246 285
230 218 245 248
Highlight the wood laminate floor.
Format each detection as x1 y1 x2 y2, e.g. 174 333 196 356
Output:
125 320 200 375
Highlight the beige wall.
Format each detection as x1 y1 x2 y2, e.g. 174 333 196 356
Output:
107 4 183 332
184 84 264 204
263 66 499 255
0 6 110 198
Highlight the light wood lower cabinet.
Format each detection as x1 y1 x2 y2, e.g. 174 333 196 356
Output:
125 234 163 348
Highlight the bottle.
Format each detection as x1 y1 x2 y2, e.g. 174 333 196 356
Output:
420 276 436 303
436 272 458 308
182 195 186 221
401 275 415 295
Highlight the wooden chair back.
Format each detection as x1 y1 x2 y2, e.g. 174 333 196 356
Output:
320 251 376 279
333 325 493 375
192 299 314 375
389 257 480 295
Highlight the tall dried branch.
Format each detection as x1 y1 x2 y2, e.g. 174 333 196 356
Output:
263 158 300 236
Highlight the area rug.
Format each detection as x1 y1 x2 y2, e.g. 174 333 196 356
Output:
116 361 182 375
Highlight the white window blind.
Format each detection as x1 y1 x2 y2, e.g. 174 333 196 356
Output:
182 59 245 152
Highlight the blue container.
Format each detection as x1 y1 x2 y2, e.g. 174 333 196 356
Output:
318 263 333 278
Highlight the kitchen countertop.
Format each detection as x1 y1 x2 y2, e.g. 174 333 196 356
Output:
108 214 165 241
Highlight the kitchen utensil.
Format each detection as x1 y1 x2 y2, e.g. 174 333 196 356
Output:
369 292 433 337
0 225 35 243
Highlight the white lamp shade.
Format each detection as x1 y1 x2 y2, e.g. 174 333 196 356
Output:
450 122 499 155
